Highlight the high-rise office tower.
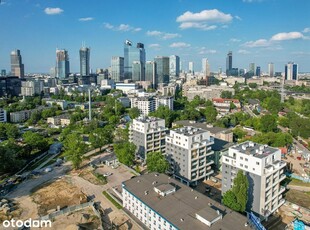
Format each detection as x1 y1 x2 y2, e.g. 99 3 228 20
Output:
154 56 169 87
79 46 90 76
268 63 274 77
111 56 124 82
256 66 261 77
11 49 24 78
169 55 180 77
202 58 210 77
249 63 256 76
145 61 156 88
132 61 142 81
124 40 145 80
188 61 194 74
56 49 70 79
226 51 232 76
285 62 298 80
1 70 6 77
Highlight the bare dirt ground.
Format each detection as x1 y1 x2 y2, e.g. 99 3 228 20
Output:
31 178 87 216
78 168 106 186
285 189 310 209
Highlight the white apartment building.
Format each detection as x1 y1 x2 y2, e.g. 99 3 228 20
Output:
222 141 286 219
156 96 174 110
0 108 7 122
122 173 250 230
21 79 44 96
165 126 214 186
129 116 168 160
130 97 156 115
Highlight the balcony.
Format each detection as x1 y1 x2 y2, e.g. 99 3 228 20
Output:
205 170 214 177
205 151 214 157
279 199 285 206
279 186 286 194
206 160 214 166
279 174 286 182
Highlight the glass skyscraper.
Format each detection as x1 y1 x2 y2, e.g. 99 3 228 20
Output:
145 61 156 88
285 62 298 80
56 49 70 79
154 56 169 87
169 55 180 77
124 40 145 80
202 58 210 77
80 46 90 76
111 56 124 82
268 63 274 77
226 51 232 76
11 49 24 78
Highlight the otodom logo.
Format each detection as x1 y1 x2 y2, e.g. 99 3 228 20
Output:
2 218 52 228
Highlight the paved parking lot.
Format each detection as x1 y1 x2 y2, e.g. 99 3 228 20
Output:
95 164 136 188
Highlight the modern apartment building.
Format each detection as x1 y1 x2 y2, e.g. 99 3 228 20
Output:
130 97 156 115
122 173 250 230
129 116 168 160
156 96 174 110
165 126 214 186
0 108 7 123
21 79 44 96
221 141 286 219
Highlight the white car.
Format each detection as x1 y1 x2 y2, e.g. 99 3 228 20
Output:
103 172 112 177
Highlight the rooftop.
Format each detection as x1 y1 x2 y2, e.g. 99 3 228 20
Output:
134 116 165 123
123 173 249 230
173 120 231 135
232 141 279 159
173 126 206 136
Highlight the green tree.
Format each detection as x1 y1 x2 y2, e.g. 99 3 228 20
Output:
128 107 140 119
204 106 218 123
260 114 277 133
248 83 258 89
233 128 247 141
146 152 169 173
150 105 178 128
63 133 87 169
223 170 249 212
89 126 114 150
221 91 233 99
114 141 136 166
23 131 49 153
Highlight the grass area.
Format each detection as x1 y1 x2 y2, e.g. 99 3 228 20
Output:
290 178 310 187
102 191 122 209
93 172 107 185
286 189 310 209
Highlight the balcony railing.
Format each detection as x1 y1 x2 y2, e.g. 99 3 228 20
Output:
279 186 286 194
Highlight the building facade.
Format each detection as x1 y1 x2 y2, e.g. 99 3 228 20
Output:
56 49 70 79
122 173 250 230
21 79 44 96
130 97 156 115
129 116 168 160
169 55 180 78
124 40 145 80
268 63 274 77
0 108 7 122
10 49 24 78
111 57 124 82
221 141 286 219
202 58 210 77
154 56 169 86
285 62 298 80
165 126 214 185
79 46 90 76
226 51 232 76
145 61 156 88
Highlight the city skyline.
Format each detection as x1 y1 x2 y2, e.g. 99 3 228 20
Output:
0 0 310 73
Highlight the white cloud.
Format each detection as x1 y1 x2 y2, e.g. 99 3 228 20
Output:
79 17 94 22
103 23 114 29
243 39 271 47
177 9 233 23
148 44 161 49
103 22 141 32
271 32 304 41
242 0 263 2
170 42 191 48
44 7 63 15
179 22 217 31
230 38 241 42
146 30 181 40
176 9 233 30
238 49 250 54
303 28 310 33
235 16 242 21
199 48 217 54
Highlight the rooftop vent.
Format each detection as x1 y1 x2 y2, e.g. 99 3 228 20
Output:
208 202 212 206
137 180 140 183
195 196 198 199
242 144 247 150
155 173 159 177
180 218 184 222
191 189 194 192
152 181 157 185
144 191 149 195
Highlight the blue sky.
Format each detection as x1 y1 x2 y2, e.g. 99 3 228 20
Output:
0 0 310 73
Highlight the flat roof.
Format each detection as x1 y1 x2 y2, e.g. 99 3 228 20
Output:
173 126 206 136
173 120 231 134
123 173 250 230
232 141 279 159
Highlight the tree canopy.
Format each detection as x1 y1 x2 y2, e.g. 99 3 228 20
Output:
114 141 136 166
63 133 87 169
146 152 169 173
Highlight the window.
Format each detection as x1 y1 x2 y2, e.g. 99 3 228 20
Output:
256 162 260 165
245 158 248 161
245 165 248 169
253 168 255 171
240 156 243 160
240 164 243 167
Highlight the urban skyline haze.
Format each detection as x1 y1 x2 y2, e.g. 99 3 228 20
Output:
0 0 310 73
